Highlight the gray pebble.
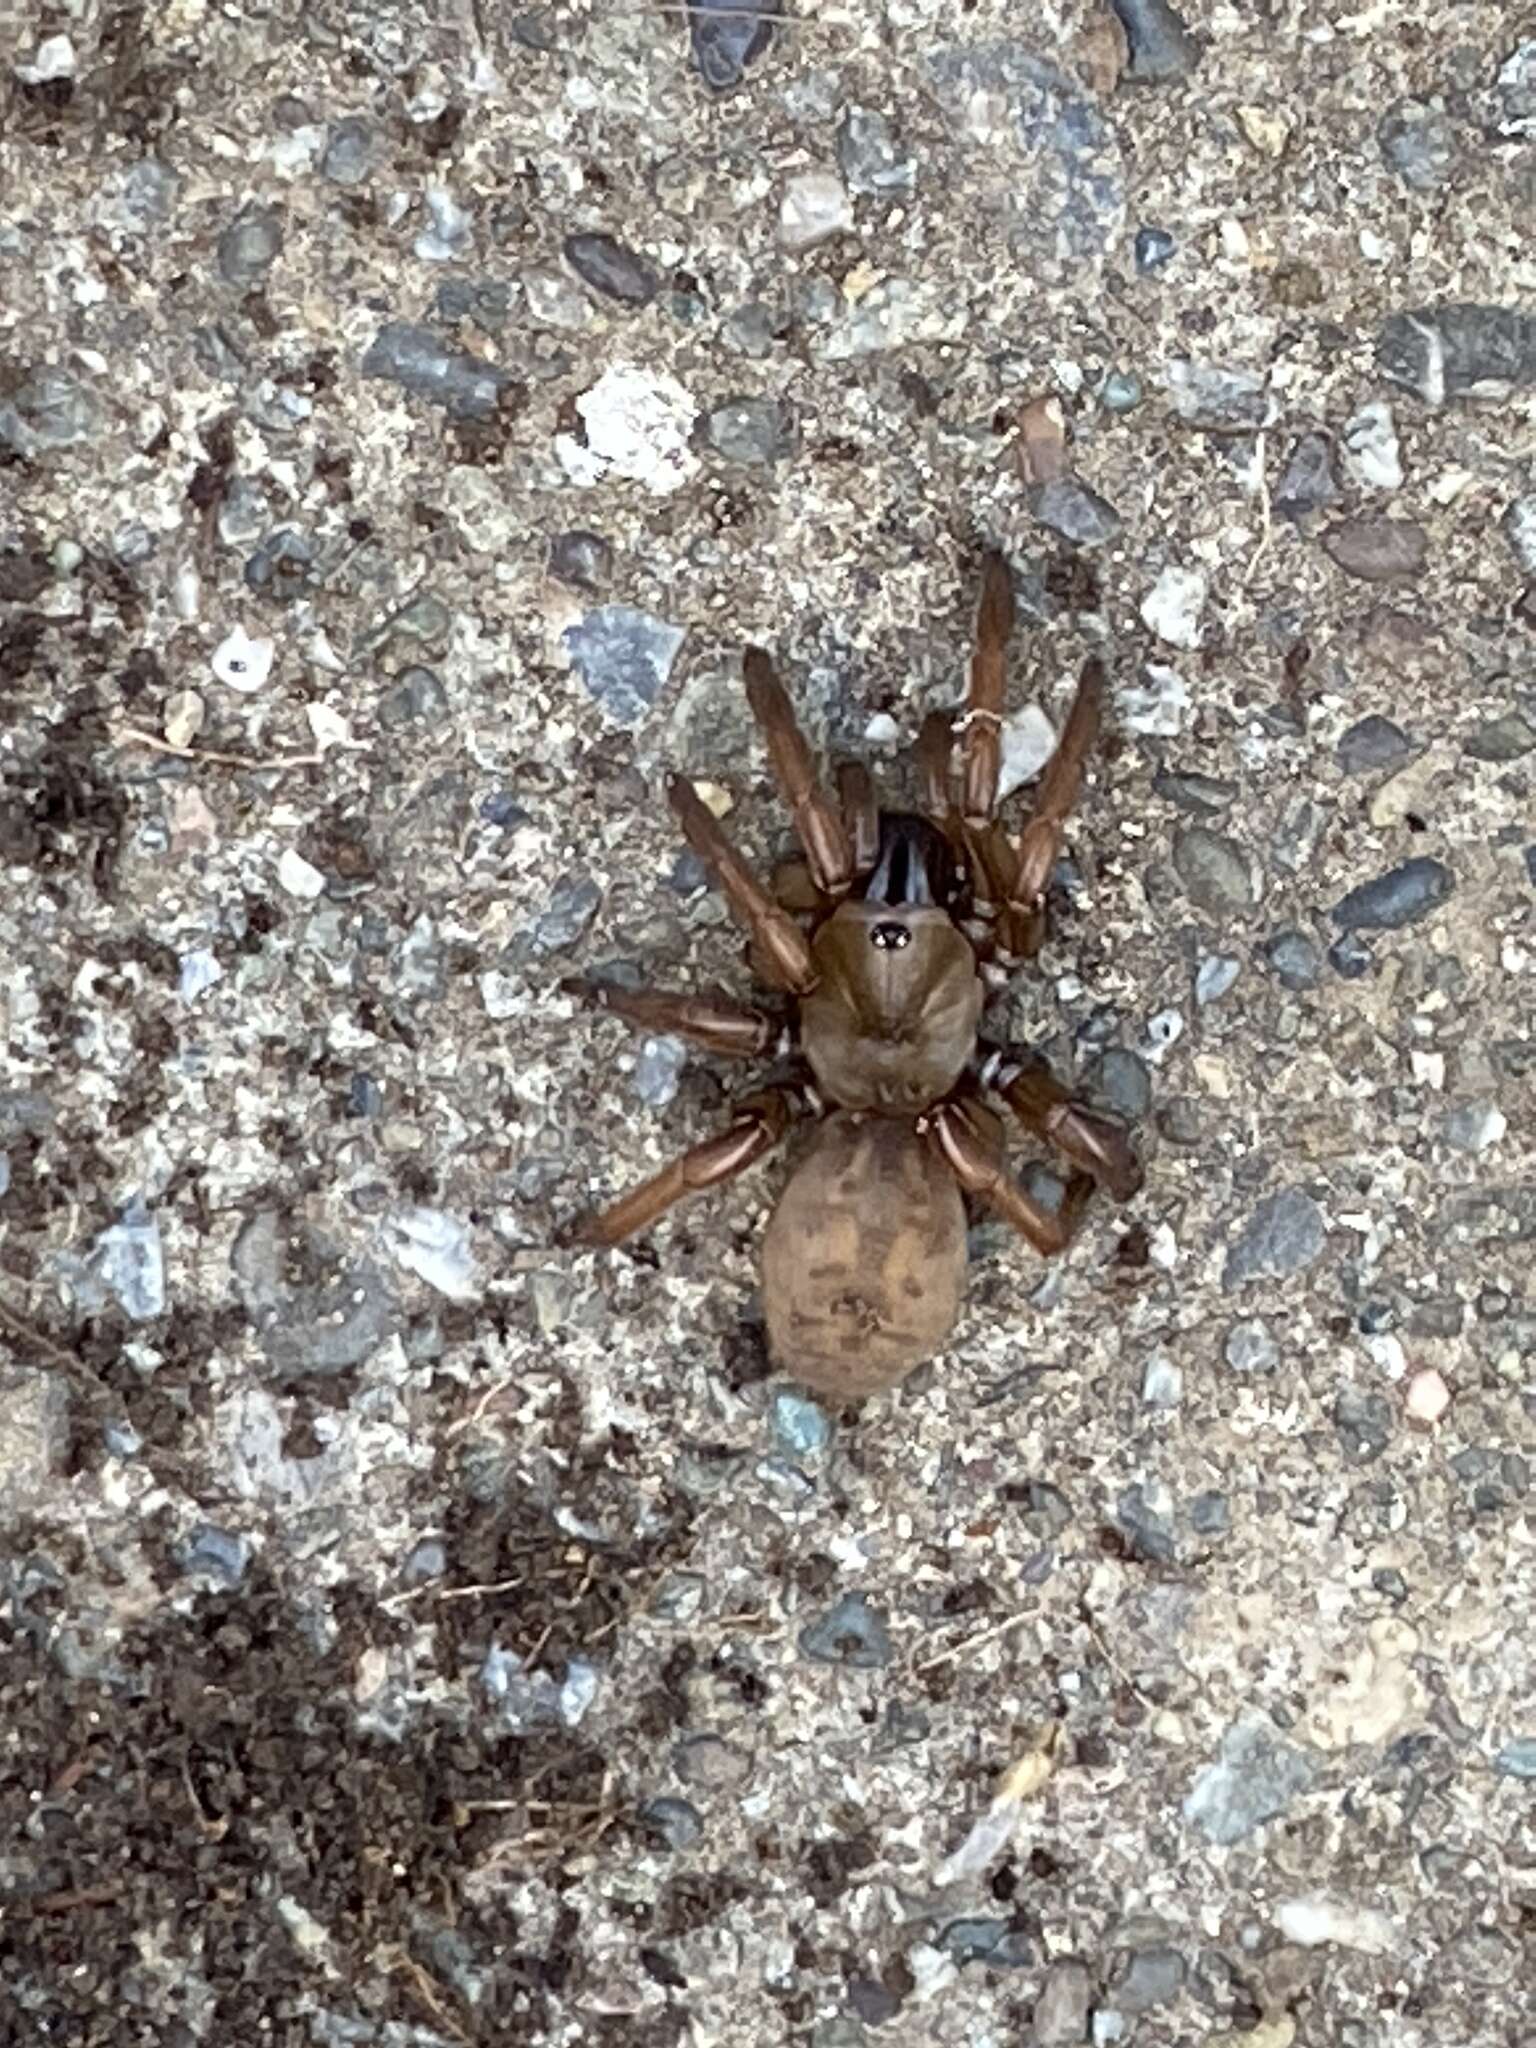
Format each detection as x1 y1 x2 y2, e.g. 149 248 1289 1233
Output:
1088 1048 1152 1122
120 156 179 225
1334 1385 1394 1462
232 1210 397 1378
1195 952 1241 1005
217 203 283 286
379 665 448 728
837 106 915 195
562 605 686 728
1156 1097 1204 1145
722 302 779 358
322 116 378 185
1152 766 1237 816
771 1390 832 1457
1330 857 1455 931
1164 360 1269 431
1092 2012 1127 2047
1141 1351 1183 1408
1328 931 1374 979
563 231 658 306
530 878 602 955
642 1795 704 1848
1443 1102 1505 1153
1261 927 1323 991
1377 98 1457 190
674 1732 750 1790
1189 1490 1231 1536
1116 1482 1177 1563
402 1539 446 1585
102 1417 143 1459
1110 0 1201 81
1027 479 1123 545
1321 516 1428 582
1493 1738 1536 1779
798 1592 892 1668
1183 1718 1314 1843
1378 303 1536 406
217 476 269 549
1338 713 1415 775
0 366 99 457
0 1368 71 1518
705 397 794 466
244 527 316 601
1465 711 1536 762
1100 370 1143 414
1272 796 1326 872
435 276 511 335
1173 825 1256 916
1492 40 1536 139
1115 1945 1185 2012
1222 1187 1325 1288
548 529 613 592
1273 432 1340 522
1224 1317 1279 1373
689 0 775 90
1035 1960 1093 2046
1135 225 1177 272
1502 495 1536 574
633 1035 687 1110
361 321 520 421
91 1198 166 1320
180 1523 250 1586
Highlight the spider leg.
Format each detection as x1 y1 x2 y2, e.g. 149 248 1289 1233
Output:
1012 656 1104 907
957 549 1014 825
743 649 854 899
835 759 880 879
562 977 782 1059
927 1098 1092 1258
979 1044 1142 1202
668 775 816 995
565 1084 802 1247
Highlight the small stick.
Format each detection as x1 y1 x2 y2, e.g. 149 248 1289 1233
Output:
1241 428 1271 589
113 727 333 774
26 1884 124 1914
914 1606 1035 1676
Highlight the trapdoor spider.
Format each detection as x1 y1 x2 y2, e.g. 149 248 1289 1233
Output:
563 552 1141 1399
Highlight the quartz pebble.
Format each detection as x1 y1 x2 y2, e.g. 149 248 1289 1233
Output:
1141 565 1206 648
1405 1368 1451 1424
778 172 853 252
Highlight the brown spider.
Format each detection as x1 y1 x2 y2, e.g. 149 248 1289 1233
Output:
563 552 1142 1400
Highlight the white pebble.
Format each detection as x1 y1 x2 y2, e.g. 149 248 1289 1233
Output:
863 712 900 744
778 170 853 252
1273 1895 1399 1956
1115 663 1190 736
16 32 76 82
997 704 1057 800
571 361 699 497
163 689 205 749
1405 1368 1450 1424
212 625 275 693
277 847 326 899
1141 565 1208 650
1141 1350 1183 1408
178 949 224 1003
1341 400 1403 492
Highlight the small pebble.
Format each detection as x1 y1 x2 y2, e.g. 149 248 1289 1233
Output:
673 1733 750 1790
1377 98 1457 190
321 116 377 185
1225 1318 1279 1373
837 106 915 195
379 666 448 728
1035 1961 1092 2045
164 689 205 748
1117 666 1190 736
1028 478 1123 546
211 625 275 694
1115 1945 1185 2012
1196 953 1241 1005
1273 1896 1399 1957
1184 1719 1314 1843
1330 857 1454 932
1274 432 1340 521
1190 1490 1230 1536
1141 1351 1183 1408
633 1036 687 1111
1378 303 1536 407
798 1592 892 1668
571 362 699 494
1223 1187 1325 1288
778 170 853 252
1321 516 1428 582
1164 360 1269 431
1116 1481 1177 1562
1341 401 1404 491
180 1523 250 1586
1092 2012 1127 2048
1334 1386 1394 1462
362 322 519 421
1328 932 1374 980
1152 766 1235 815
1141 564 1207 648
528 878 603 955
705 398 793 466
563 231 658 306
1173 825 1256 917
1134 225 1176 273
278 848 326 900
217 203 283 286
1493 1738 1536 1780
1261 928 1323 991
1443 1102 1506 1153
1337 714 1415 775
1100 370 1143 413
1110 0 1201 81
563 605 686 727
771 1390 832 1457
1405 1368 1451 1425
1465 711 1536 763
641 1795 704 1849
1088 1048 1152 1122
689 0 775 90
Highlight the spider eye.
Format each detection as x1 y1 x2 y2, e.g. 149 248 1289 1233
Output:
870 921 911 950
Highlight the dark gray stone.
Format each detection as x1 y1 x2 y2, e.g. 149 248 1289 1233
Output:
1184 1719 1314 1843
379 666 448 728
562 605 686 727
1088 1048 1152 1123
1172 826 1255 916
1330 857 1455 931
1321 516 1428 582
563 231 658 306
1338 714 1415 775
1164 360 1269 431
1328 932 1374 979
1334 1386 1394 1462
1261 927 1323 991
435 276 512 335
1028 479 1123 545
1152 767 1237 816
1110 0 1201 81
837 106 915 195
1190 1491 1231 1536
705 398 794 466
244 527 316 602
641 1795 704 1848
1273 433 1340 520
1115 1945 1185 2012
549 530 613 592
217 203 283 286
1224 1317 1279 1373
0 367 99 456
1377 99 1457 189
232 1210 398 1379
1115 1483 1177 1563
1378 303 1536 406
722 302 779 358
1135 225 1176 272
1222 1187 1326 1288
798 1592 893 1668
529 878 602 955
321 116 377 185
361 322 521 420
689 0 775 90
1465 711 1536 762
1492 40 1536 139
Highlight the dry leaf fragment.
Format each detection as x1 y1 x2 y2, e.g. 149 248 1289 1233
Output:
933 1721 1061 1885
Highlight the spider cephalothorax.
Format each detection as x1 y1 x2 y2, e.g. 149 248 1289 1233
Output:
563 552 1141 1400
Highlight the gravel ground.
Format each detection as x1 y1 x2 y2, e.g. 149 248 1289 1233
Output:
2 3 1534 2044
